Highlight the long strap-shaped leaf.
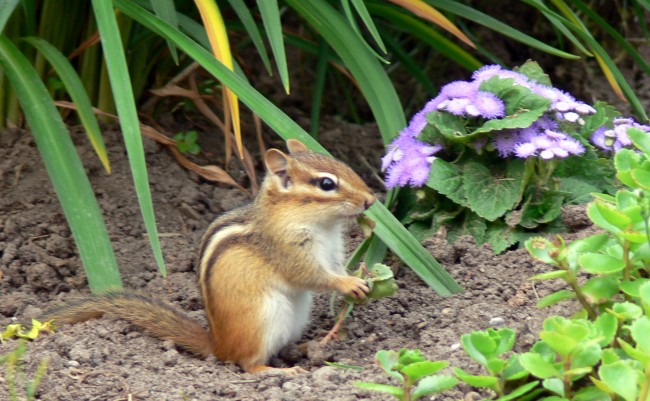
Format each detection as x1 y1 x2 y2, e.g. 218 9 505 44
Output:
115 0 462 295
0 34 122 293
91 0 167 276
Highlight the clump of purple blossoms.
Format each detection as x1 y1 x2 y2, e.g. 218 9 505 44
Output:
591 117 650 152
381 64 597 189
492 117 585 160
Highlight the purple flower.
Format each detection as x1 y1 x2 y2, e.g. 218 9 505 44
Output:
492 118 584 160
473 92 506 119
382 133 443 188
591 117 650 152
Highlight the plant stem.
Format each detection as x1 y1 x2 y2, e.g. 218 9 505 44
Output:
638 366 650 401
563 262 597 320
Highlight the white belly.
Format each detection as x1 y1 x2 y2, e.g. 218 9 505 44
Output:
259 288 312 363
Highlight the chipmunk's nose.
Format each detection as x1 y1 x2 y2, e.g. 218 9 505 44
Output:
363 193 377 210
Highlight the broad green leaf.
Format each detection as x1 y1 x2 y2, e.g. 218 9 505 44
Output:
22 36 110 173
473 76 551 134
402 361 448 382
591 201 630 230
631 168 650 190
582 276 619 304
412 375 458 399
514 60 552 86
461 332 492 365
537 290 575 308
631 316 650 352
492 328 517 355
566 233 610 269
599 361 638 401
615 149 643 187
579 253 625 274
594 312 617 347
572 343 602 371
629 127 650 155
539 331 577 358
375 350 402 381
519 352 561 379
618 338 650 366
620 279 650 298
573 386 612 401
496 381 540 400
426 158 468 206
354 382 404 397
426 110 469 142
542 377 565 396
526 237 559 265
463 160 525 221
0 34 122 292
91 0 166 278
453 367 499 388
257 0 289 93
610 302 643 321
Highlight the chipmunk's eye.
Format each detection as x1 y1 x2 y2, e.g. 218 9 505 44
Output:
316 177 337 191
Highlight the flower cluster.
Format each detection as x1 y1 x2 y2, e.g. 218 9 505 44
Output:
381 64 631 189
591 117 650 152
493 118 585 160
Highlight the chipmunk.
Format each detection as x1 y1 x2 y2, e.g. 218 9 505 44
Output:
41 139 376 374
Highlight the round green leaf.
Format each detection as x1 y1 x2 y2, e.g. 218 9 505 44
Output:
519 352 561 379
599 361 638 401
579 253 625 274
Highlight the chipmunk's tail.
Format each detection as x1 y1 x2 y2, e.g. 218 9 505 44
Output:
41 292 214 357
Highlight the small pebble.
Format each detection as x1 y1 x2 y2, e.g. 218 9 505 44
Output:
489 317 505 327
67 360 80 367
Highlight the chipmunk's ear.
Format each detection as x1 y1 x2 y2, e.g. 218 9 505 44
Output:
286 139 308 154
265 148 290 176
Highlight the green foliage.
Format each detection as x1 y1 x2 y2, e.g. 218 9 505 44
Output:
173 130 201 155
397 61 620 253
355 349 458 401
452 128 650 400
0 341 49 401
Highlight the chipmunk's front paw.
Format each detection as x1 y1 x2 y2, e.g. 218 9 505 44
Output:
336 276 369 299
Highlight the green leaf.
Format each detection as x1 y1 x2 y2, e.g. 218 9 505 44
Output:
572 386 612 401
92 0 166 277
594 312 617 347
151 0 179 63
519 352 561 379
629 127 650 155
354 382 404 398
514 60 552 86
536 290 575 308
572 343 602 371
582 276 620 304
426 158 468 206
579 253 625 274
412 375 458 399
599 361 638 401
401 361 448 382
525 237 559 265
542 377 565 396
375 350 402 381
620 279 650 297
473 76 551 134
226 0 272 74
256 0 289 93
463 160 525 221
453 367 499 388
496 381 540 400
615 149 643 188
21 36 110 173
426 0 579 59
611 302 643 321
0 0 20 34
631 167 650 190
0 34 122 293
530 271 568 281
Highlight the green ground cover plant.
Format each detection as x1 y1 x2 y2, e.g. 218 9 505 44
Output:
383 61 650 253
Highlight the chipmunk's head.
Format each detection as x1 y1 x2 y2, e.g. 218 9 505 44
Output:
260 139 376 221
